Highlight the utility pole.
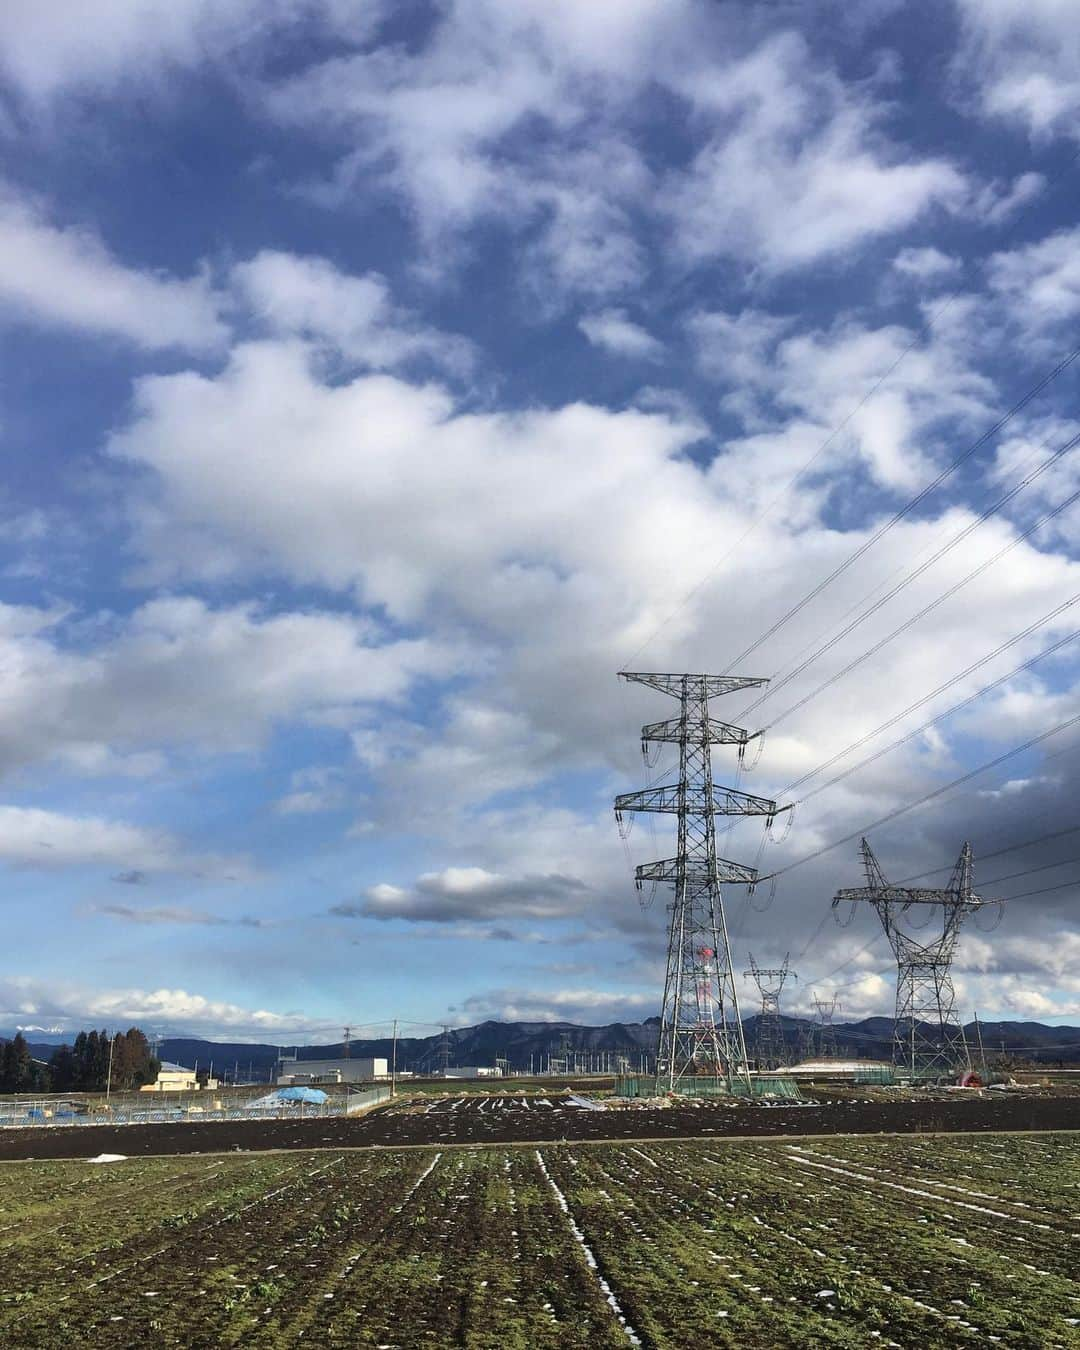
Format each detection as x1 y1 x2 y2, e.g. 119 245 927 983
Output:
106 1032 115 1103
833 839 1000 1079
391 1019 398 1098
744 953 796 1069
615 672 787 1092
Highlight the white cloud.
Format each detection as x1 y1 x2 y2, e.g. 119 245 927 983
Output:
987 226 1080 334
0 0 379 103
232 250 472 373
0 182 226 350
108 340 709 618
665 34 965 272
101 331 1080 855
0 805 241 876
693 312 992 489
579 309 663 360
891 247 961 283
271 7 967 290
460 985 657 1024
0 975 319 1038
954 0 1080 139
0 596 463 778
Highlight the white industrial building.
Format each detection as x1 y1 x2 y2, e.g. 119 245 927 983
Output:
277 1056 388 1085
435 1066 502 1079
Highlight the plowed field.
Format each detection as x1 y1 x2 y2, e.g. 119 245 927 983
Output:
2 1133 1078 1347
0 1090 1077 1160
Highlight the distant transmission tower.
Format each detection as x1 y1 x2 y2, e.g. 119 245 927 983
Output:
615 672 787 1091
812 994 841 1058
342 1026 351 1059
744 953 796 1069
833 838 1000 1078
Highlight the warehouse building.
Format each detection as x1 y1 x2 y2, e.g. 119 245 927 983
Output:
276 1056 388 1085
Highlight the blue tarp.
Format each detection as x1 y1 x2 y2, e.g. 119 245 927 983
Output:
274 1087 328 1104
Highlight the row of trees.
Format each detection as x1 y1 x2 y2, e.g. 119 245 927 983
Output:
0 1028 160 1094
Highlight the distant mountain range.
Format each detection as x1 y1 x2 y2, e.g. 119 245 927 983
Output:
10 1016 1080 1078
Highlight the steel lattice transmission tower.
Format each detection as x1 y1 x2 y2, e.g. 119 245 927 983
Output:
812 994 841 1058
614 672 786 1092
833 838 999 1078
744 953 796 1069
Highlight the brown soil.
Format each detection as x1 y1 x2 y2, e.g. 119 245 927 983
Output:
0 1091 1077 1160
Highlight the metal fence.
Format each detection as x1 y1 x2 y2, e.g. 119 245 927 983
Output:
0 1084 393 1130
614 1074 802 1100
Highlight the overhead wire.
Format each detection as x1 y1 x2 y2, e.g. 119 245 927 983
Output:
621 145 1080 675
738 425 1080 722
760 703 1080 882
721 344 1080 676
759 471 1080 733
789 621 1080 805
898 822 1080 884
781 591 1080 797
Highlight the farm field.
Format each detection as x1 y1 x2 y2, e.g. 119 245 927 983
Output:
0 1134 1077 1347
0 1088 1078 1159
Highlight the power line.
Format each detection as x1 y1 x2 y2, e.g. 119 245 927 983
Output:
722 344 1080 676
898 822 1080 884
998 876 1080 902
761 472 1080 732
740 426 1080 722
782 592 1080 796
623 146 1080 674
791 622 1080 805
762 705 1080 881
979 852 1080 889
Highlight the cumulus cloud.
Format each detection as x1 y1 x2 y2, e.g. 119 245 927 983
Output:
0 181 226 350
0 596 463 778
579 309 663 360
891 247 961 284
231 251 473 373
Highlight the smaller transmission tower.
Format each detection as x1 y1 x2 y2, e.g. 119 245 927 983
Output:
744 953 796 1069
833 839 999 1078
342 1026 351 1059
812 994 841 1058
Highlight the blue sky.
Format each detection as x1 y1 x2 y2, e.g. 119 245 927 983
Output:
1 0 1079 1040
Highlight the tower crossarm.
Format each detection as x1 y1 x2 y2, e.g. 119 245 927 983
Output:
615 782 780 817
641 716 756 746
620 671 769 699
831 885 880 907
833 885 993 909
636 856 759 886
